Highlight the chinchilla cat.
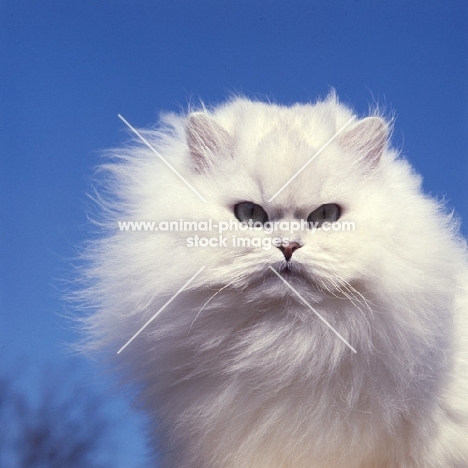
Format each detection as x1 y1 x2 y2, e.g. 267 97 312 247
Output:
80 95 468 467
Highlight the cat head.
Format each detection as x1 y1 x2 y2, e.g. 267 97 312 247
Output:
80 93 466 368
90 95 460 341
170 98 393 302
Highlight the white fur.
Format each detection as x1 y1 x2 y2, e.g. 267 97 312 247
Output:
80 95 468 467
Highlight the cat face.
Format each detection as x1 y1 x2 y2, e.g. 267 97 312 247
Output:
179 99 389 303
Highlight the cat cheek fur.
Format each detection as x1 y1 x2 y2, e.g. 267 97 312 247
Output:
79 95 468 468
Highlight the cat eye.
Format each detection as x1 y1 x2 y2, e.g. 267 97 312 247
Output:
307 204 341 228
234 202 269 224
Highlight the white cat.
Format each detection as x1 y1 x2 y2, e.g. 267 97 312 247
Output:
81 95 468 467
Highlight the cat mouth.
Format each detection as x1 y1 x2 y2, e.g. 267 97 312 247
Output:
273 261 322 289
267 261 325 304
278 261 293 275
276 260 302 277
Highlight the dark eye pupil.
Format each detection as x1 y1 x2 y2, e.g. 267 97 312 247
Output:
307 203 341 228
234 202 269 224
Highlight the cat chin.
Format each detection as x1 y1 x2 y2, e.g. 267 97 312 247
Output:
246 265 323 304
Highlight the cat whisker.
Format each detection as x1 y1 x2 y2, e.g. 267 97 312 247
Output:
337 279 376 314
314 276 338 299
316 269 373 326
189 274 246 332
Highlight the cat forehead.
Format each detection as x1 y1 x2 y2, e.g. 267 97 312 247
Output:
211 100 355 166
229 113 348 195
186 98 387 205
225 149 347 212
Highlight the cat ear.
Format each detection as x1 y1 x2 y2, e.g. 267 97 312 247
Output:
186 112 233 171
341 116 388 168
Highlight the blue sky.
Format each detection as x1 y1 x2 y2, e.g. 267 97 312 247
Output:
1 1 467 466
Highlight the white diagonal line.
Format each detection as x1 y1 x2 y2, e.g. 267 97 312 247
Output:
268 117 356 202
118 114 207 203
117 266 206 354
268 266 357 353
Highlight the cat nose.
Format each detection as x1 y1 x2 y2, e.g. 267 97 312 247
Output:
278 242 302 261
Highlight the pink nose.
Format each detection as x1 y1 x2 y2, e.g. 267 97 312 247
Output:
278 242 301 261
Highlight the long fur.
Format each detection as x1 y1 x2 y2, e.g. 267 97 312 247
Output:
79 95 468 467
